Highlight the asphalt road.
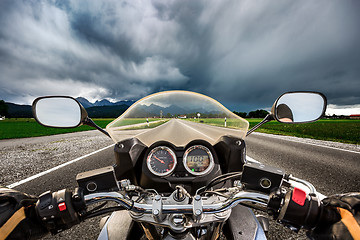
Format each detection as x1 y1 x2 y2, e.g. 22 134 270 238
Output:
246 132 360 196
131 118 246 146
4 119 359 239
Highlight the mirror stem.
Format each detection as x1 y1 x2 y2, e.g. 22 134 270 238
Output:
83 117 111 138
246 114 274 137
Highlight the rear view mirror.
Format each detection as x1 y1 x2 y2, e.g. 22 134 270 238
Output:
272 92 327 123
32 96 87 128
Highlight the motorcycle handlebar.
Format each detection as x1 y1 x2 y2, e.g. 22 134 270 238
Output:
84 191 270 214
36 186 336 235
34 189 269 234
82 187 338 231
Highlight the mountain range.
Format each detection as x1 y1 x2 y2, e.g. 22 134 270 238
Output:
4 97 135 118
76 97 135 108
3 97 225 119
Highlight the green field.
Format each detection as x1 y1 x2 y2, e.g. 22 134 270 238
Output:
121 119 169 130
185 118 360 144
0 118 114 139
0 118 163 139
1 118 359 144
248 119 360 144
186 118 246 128
108 118 162 128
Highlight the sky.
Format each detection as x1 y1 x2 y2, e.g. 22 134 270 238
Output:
0 0 359 115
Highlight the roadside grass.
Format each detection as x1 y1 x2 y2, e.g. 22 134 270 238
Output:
185 118 246 128
247 119 360 145
1 118 359 144
0 118 162 140
108 118 161 128
122 119 169 130
185 118 360 144
0 118 114 139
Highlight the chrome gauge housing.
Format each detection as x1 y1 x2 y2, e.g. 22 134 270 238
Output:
147 146 177 177
183 145 214 176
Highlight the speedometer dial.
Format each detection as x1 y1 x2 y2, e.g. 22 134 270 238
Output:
183 145 214 176
147 146 177 177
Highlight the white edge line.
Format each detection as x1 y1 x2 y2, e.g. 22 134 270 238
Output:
6 144 114 189
246 155 260 163
253 132 360 155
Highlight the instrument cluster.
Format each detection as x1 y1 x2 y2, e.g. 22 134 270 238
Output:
146 144 215 178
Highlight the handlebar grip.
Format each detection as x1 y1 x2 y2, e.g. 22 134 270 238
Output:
267 188 340 231
317 204 341 226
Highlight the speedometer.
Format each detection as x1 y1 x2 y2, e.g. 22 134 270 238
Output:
147 146 177 177
183 145 214 176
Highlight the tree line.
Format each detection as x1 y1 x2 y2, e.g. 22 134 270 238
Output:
0 100 8 117
233 109 269 118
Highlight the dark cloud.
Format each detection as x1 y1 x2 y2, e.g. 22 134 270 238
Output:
0 0 359 112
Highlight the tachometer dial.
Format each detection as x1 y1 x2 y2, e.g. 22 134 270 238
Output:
183 145 214 176
147 146 177 177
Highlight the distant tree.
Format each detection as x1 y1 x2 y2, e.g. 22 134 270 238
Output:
248 109 269 118
233 111 247 118
0 100 8 117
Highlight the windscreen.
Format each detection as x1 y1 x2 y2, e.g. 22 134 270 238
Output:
106 91 249 146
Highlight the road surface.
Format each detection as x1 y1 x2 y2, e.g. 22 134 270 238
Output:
246 132 359 195
2 119 359 239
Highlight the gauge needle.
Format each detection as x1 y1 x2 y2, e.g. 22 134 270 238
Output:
153 156 165 164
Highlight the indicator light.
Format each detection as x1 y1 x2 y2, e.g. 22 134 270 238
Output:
58 202 67 211
292 187 307 206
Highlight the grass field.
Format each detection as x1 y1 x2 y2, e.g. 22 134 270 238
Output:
108 118 162 128
249 119 360 144
0 118 114 139
1 118 359 144
185 118 360 144
121 119 169 130
186 118 247 128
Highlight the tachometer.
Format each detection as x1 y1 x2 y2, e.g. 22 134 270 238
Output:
183 145 214 176
147 146 177 177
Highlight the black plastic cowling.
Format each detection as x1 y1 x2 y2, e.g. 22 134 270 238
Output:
35 189 81 234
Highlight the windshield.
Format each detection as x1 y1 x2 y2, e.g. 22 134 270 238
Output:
106 91 249 146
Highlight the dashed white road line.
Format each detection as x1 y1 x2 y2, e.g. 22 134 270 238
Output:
7 144 114 189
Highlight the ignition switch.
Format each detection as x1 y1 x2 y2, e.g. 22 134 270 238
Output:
171 214 186 226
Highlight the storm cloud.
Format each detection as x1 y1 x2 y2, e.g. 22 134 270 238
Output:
0 0 359 112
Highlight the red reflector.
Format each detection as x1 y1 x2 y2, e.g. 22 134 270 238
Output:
292 187 307 206
58 202 67 211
